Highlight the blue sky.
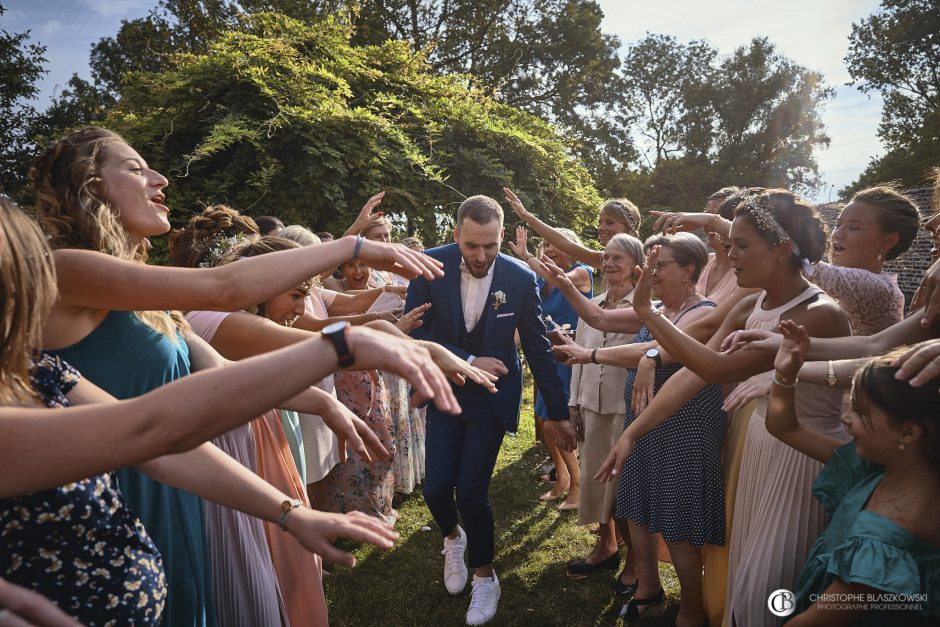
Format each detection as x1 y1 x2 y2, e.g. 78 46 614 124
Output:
4 0 886 202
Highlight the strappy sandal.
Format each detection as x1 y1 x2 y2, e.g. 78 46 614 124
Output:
618 588 666 622
612 569 638 596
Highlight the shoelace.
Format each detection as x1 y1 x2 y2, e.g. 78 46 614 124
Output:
468 579 495 610
441 541 464 577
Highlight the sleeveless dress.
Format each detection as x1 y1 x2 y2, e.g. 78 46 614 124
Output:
186 309 329 626
50 311 217 627
0 353 166 626
614 301 726 546
185 311 285 627
790 443 940 625
383 369 426 494
725 286 848 627
534 262 593 418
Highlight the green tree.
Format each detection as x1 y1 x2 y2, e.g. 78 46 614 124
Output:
106 12 600 246
843 0 940 193
0 3 47 201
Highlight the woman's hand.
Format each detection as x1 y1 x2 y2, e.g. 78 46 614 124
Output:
631 357 656 415
720 329 783 354
395 303 428 334
385 284 408 297
594 431 635 483
891 337 940 389
422 342 499 392
774 320 810 382
631 246 657 320
349 191 386 233
346 327 461 414
356 239 443 281
651 210 716 234
0 578 81 626
722 371 771 412
539 254 574 290
503 187 533 222
313 393 391 464
285 509 398 567
550 331 592 364
917 257 940 328
507 225 531 260
568 406 584 442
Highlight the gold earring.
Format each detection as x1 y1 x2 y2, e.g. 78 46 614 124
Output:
898 442 905 451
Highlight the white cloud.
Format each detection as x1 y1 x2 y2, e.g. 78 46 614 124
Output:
38 19 63 37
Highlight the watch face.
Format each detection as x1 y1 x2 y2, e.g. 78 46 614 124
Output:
323 320 350 335
645 348 659 358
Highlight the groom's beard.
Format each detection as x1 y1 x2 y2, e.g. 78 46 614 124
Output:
463 256 496 279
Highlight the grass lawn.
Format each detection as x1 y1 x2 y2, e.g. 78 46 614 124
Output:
324 385 682 626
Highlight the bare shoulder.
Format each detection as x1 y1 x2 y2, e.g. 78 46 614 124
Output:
787 291 851 338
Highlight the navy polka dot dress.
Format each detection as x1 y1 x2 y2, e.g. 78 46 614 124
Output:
614 302 727 546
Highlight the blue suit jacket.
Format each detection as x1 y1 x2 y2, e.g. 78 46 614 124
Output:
404 243 568 432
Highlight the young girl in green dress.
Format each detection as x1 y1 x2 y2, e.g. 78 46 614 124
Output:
767 319 940 626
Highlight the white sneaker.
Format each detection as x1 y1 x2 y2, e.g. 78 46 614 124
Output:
441 526 468 594
466 571 500 625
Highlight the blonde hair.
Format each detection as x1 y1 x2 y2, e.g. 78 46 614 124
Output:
362 215 393 238
30 126 183 341
0 198 58 405
278 224 321 247
600 198 641 236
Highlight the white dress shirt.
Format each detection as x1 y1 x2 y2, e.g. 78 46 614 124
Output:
460 258 495 332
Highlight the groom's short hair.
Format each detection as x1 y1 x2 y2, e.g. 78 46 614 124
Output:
457 195 504 227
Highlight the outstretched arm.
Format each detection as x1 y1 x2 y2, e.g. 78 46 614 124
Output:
0 326 457 498
504 187 603 269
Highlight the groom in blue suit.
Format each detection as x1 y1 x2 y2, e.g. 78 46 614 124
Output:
404 194 576 625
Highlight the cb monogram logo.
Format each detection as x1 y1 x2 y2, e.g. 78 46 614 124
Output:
767 588 795 617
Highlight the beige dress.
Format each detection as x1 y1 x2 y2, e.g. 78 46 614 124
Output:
569 290 634 526
724 286 847 627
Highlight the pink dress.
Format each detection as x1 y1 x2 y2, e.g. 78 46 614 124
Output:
186 310 329 626
806 262 903 335
696 254 738 303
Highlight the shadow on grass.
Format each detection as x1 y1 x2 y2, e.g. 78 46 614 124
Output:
324 423 681 626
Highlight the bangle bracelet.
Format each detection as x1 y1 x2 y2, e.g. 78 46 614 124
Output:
826 360 837 387
773 371 798 388
591 348 599 364
352 234 364 261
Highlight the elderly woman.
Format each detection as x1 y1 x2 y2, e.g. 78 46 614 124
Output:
562 234 645 583
553 233 723 624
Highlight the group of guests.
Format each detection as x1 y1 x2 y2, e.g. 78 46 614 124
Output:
0 122 938 627
506 182 940 626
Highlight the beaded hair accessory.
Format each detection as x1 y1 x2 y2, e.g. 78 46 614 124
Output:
738 195 813 274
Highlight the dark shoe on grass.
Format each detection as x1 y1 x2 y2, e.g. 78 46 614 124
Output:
565 551 620 579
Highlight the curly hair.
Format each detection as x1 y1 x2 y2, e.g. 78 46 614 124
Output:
0 198 58 404
168 205 260 268
29 126 184 341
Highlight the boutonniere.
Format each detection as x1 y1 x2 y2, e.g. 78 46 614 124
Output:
492 291 507 310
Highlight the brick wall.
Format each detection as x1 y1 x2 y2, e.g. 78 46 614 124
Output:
817 185 935 306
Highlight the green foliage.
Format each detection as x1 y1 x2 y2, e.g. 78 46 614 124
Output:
843 0 940 195
614 35 832 211
0 3 47 202
105 12 601 245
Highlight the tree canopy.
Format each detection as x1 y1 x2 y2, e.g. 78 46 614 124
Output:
843 0 940 194
105 12 601 245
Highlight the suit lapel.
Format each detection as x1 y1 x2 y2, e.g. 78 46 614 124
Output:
447 246 465 333
482 254 506 343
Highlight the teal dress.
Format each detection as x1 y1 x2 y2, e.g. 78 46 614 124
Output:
51 311 218 627
791 442 940 625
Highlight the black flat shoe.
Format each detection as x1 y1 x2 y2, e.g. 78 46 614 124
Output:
565 551 620 579
618 588 666 622
612 570 638 597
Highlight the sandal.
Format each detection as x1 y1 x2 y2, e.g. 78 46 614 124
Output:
618 588 666 622
612 569 638 597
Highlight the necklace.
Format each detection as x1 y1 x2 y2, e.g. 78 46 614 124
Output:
662 292 697 319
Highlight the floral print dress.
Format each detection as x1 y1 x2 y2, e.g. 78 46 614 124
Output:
0 353 166 626
313 370 396 522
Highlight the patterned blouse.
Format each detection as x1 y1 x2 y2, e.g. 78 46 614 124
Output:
0 353 166 626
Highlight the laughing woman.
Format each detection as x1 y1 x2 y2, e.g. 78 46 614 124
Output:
29 126 441 626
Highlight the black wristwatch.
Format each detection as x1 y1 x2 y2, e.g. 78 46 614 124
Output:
322 321 354 367
644 347 662 368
